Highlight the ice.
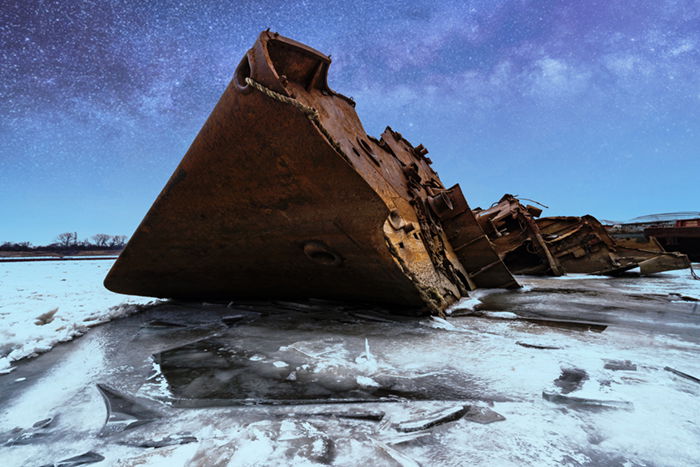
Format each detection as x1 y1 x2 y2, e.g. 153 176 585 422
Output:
483 311 519 319
39 450 105 466
461 405 506 424
34 308 58 325
541 391 635 410
0 260 155 373
446 288 508 314
664 366 700 384
1 261 700 465
354 338 378 374
603 359 637 371
124 434 198 448
553 367 589 394
371 439 421 467
421 316 456 330
539 267 700 301
377 430 431 445
356 375 380 387
615 268 700 300
394 405 469 432
96 384 162 435
515 341 561 350
0 358 15 375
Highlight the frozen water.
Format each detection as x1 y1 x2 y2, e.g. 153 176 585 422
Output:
0 261 699 466
0 260 155 373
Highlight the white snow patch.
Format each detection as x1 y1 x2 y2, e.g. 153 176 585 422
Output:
224 425 276 466
355 375 380 387
483 311 519 319
0 260 155 373
447 287 510 314
0 357 15 374
422 316 456 330
354 338 378 374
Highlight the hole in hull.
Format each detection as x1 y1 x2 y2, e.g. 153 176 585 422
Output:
234 54 251 90
303 241 343 266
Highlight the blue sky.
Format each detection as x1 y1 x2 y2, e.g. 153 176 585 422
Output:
1 0 698 244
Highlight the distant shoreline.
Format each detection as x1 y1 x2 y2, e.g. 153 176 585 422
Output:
0 256 119 263
0 249 122 260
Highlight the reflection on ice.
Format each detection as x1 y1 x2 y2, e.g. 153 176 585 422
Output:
155 333 494 405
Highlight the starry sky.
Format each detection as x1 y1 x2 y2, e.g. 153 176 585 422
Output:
2 0 699 244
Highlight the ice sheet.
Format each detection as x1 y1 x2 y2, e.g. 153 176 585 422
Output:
1 261 699 466
0 260 154 373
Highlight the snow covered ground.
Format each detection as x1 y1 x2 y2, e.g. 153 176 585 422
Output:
0 260 699 466
0 260 155 374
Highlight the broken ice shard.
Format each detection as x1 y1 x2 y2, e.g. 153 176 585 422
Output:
96 384 161 434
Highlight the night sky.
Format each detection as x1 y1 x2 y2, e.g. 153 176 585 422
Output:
2 0 699 244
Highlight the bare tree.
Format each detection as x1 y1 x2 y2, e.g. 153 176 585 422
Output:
56 232 78 247
92 234 111 248
109 235 128 248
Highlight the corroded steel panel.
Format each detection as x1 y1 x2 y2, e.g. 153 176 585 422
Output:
438 187 520 289
536 216 639 275
612 236 690 274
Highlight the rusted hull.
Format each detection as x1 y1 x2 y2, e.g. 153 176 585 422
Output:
104 31 517 314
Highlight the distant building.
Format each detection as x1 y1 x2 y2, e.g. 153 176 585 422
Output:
608 212 700 261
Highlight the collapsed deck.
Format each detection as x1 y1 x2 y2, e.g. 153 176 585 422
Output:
474 195 690 276
104 31 517 314
473 195 564 276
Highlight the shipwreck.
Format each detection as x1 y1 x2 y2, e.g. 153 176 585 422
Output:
474 195 690 276
104 31 518 315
